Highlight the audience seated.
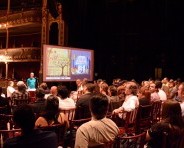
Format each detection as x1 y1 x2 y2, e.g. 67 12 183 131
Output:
155 80 167 102
0 87 9 114
3 104 58 148
11 81 29 106
178 82 184 119
137 87 151 106
57 85 75 109
44 86 58 99
149 82 160 102
108 85 120 102
35 95 68 128
39 82 50 94
75 83 96 119
29 88 46 115
7 81 15 99
75 93 119 147
145 100 184 148
112 81 139 123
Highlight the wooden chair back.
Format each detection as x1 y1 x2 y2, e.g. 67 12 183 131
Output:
151 100 162 124
0 114 14 130
0 128 22 145
124 107 139 134
60 107 76 121
136 104 152 133
116 131 146 148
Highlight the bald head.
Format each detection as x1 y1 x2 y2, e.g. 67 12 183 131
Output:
50 86 58 96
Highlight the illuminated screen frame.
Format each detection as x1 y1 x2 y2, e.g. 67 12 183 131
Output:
43 44 94 82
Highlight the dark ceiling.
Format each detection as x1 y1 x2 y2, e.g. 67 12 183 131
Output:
1 0 184 81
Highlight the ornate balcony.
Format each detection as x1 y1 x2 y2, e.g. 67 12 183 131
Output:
0 9 42 31
0 47 40 62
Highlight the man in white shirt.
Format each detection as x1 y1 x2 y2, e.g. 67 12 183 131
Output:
113 81 139 115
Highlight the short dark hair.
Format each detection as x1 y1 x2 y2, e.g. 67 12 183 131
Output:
36 88 45 98
57 85 69 99
13 104 35 134
89 94 109 120
84 83 96 93
43 95 59 122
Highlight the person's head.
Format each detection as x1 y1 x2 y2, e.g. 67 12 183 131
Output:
36 88 45 99
50 86 58 96
162 77 169 84
39 82 48 90
13 104 35 134
83 83 96 94
89 94 109 120
149 83 157 93
177 82 184 100
76 79 82 87
162 100 183 128
155 80 162 89
137 87 151 101
57 85 69 99
44 95 59 120
8 81 14 87
108 85 118 96
17 81 27 92
125 81 138 96
30 72 34 78
100 82 109 95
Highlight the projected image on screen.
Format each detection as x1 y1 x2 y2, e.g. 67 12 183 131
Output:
71 50 91 75
43 45 94 82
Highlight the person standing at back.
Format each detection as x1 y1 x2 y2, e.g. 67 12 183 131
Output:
27 72 37 90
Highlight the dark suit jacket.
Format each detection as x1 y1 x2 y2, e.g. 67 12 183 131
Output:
75 93 94 119
29 99 46 115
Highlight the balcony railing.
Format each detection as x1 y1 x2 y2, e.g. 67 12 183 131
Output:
0 9 42 29
0 47 40 62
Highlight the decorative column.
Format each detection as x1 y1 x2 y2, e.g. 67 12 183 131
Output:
40 0 48 83
5 0 10 79
5 62 8 79
57 3 64 46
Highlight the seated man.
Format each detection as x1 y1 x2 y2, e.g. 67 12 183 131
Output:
29 88 46 115
4 104 58 148
75 93 119 147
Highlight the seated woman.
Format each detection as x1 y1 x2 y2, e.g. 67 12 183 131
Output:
35 95 68 127
146 100 184 148
137 86 151 106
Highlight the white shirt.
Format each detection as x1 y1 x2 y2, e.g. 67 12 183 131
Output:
75 117 119 148
180 102 184 118
59 97 76 109
122 94 139 112
158 89 167 101
7 86 15 98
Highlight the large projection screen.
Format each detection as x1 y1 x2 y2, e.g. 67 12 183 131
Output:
43 45 94 82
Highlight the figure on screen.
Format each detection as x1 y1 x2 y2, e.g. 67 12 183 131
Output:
76 65 86 74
